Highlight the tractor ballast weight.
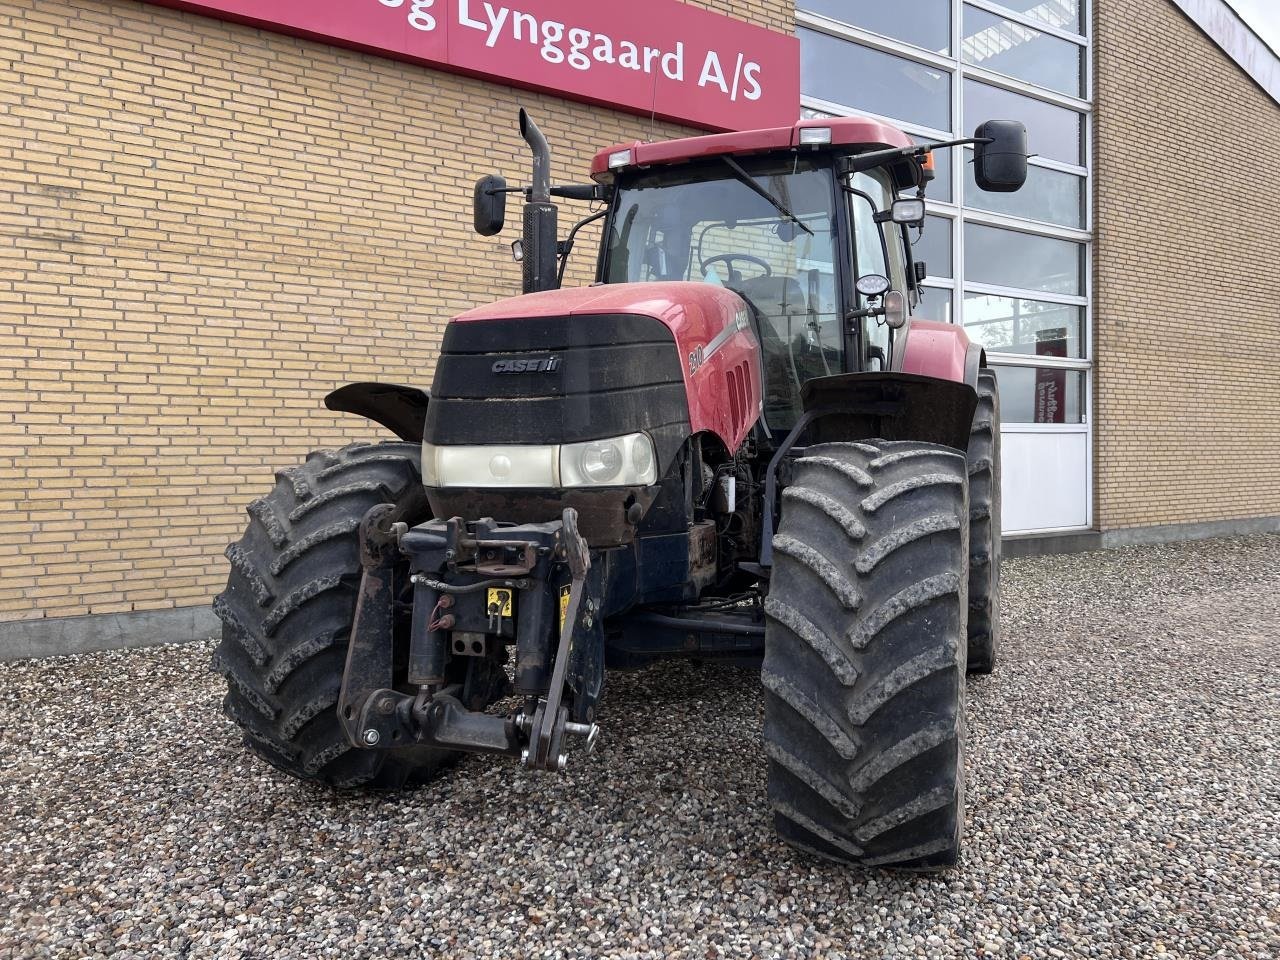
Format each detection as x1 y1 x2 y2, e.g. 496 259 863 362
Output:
216 111 1027 871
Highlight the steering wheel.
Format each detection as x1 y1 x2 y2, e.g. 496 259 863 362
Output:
700 253 772 284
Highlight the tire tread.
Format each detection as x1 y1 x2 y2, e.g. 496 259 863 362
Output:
764 438 969 869
213 441 450 789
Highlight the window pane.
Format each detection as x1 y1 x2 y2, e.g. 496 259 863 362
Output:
799 0 950 54
963 293 1083 356
962 5 1083 96
964 152 1084 227
989 366 1084 423
913 135 952 202
964 223 1082 295
995 0 1082 35
963 79 1082 165
918 285 955 323
911 215 953 279
801 29 951 131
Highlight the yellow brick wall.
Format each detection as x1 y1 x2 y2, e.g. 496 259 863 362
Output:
0 0 794 623
1093 0 1280 529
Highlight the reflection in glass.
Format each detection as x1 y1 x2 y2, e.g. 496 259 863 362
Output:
802 29 951 131
964 223 1082 295
962 5 1083 96
964 79 1082 165
918 285 954 324
989 366 1084 423
964 294 1083 356
995 0 1082 35
911 215 953 279
964 152 1084 228
799 0 951 54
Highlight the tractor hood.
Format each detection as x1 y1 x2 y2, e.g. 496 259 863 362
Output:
451 282 762 456
424 282 761 545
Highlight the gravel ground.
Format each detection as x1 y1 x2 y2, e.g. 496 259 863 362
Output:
2 535 1278 959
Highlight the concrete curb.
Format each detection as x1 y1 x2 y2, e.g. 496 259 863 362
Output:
0 605 219 663
1100 516 1280 548
1003 530 1103 558
1004 515 1280 558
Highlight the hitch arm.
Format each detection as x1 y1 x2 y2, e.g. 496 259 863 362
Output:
528 507 591 772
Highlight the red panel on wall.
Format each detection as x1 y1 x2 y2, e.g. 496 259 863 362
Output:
146 0 801 132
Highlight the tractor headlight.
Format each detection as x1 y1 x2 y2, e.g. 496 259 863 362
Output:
422 433 657 489
577 440 625 484
560 434 657 487
421 443 558 488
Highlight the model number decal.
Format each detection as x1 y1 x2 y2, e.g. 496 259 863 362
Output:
689 309 750 374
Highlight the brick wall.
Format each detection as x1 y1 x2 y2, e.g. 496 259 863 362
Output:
0 0 794 625
1093 0 1280 529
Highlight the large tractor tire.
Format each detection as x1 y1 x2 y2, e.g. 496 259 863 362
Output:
966 369 1001 675
762 440 970 869
213 442 459 788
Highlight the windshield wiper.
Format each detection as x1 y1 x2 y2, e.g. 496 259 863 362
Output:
720 156 814 236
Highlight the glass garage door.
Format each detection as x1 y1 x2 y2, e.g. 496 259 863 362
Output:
799 0 1092 533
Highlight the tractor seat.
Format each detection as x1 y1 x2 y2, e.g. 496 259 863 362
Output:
731 276 807 321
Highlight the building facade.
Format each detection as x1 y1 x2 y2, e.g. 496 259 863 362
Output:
3 0 1278 654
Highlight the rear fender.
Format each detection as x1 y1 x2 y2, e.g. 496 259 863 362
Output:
325 382 430 443
892 318 984 388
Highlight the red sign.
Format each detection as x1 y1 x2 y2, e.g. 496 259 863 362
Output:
147 0 800 131
1034 328 1068 424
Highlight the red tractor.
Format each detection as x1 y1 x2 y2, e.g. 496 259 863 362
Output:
214 110 1027 869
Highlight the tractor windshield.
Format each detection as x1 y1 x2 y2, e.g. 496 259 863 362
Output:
602 157 842 429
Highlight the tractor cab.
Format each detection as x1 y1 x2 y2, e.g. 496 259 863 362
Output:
587 117 1025 429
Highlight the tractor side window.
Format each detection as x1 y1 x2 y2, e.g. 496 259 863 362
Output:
848 172 900 371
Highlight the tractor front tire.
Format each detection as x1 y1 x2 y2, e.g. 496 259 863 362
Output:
966 368 1002 675
763 440 970 869
213 442 455 789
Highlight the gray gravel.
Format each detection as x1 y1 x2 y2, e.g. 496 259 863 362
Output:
2 535 1279 959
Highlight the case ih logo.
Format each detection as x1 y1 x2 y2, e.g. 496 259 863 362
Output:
492 356 561 374
145 0 799 131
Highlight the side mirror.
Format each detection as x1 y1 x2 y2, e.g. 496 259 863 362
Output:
473 175 508 236
973 120 1028 193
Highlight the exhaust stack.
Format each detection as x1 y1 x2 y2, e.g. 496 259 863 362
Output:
519 109 559 294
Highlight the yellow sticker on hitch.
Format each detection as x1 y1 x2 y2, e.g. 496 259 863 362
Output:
486 588 513 617
558 585 571 630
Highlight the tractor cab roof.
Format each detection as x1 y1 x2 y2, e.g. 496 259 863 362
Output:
590 116 915 184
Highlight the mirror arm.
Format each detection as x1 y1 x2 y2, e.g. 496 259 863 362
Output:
846 305 886 322
488 184 610 202
843 136 993 175
550 183 610 202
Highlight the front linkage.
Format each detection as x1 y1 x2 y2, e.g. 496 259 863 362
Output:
336 505 602 773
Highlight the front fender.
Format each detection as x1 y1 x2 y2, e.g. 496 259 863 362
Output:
800 371 978 451
325 382 430 443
